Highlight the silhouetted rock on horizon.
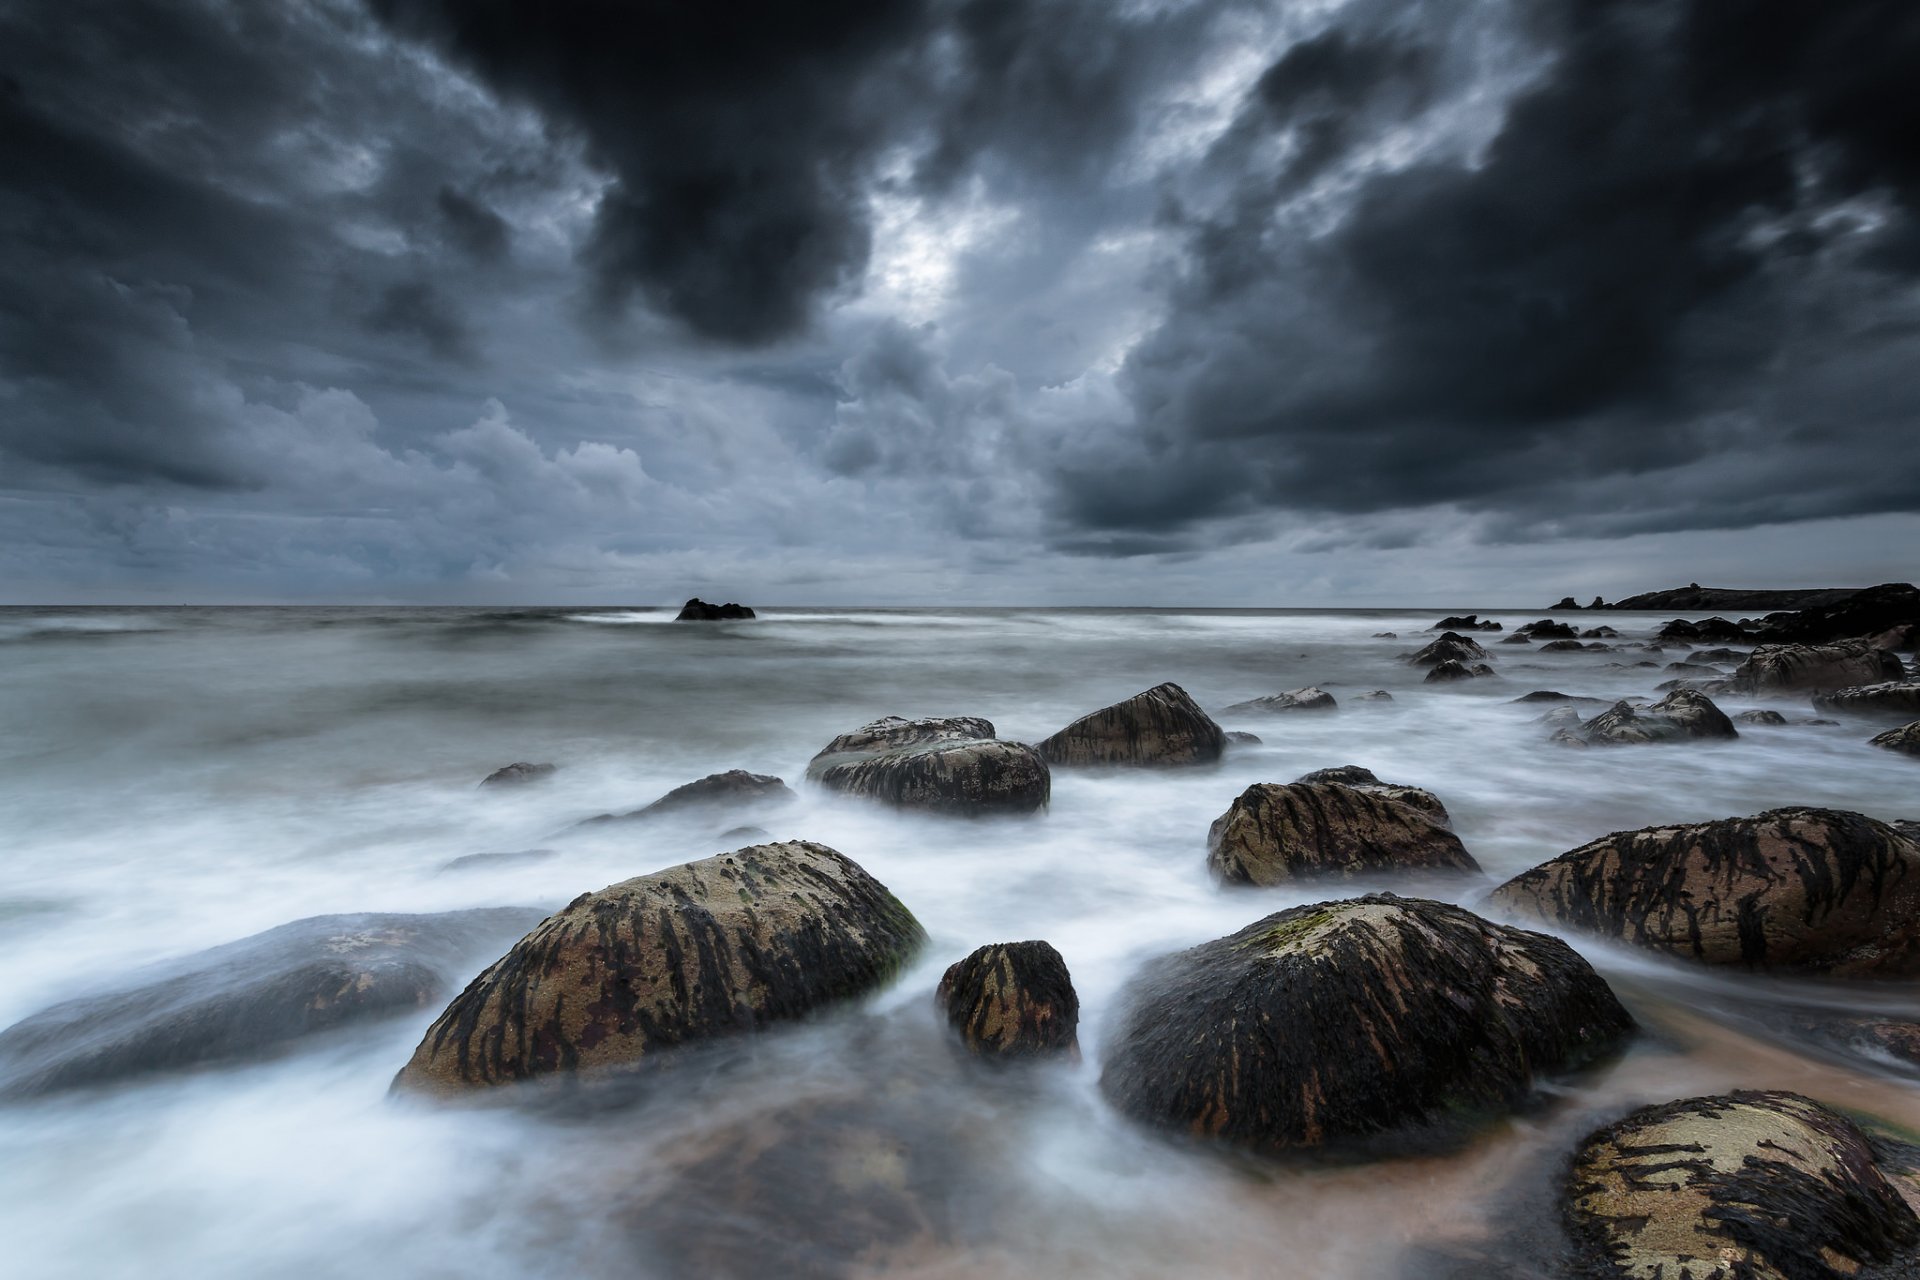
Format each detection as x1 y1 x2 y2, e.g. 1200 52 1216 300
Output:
1035 682 1225 768
1552 689 1736 746
1605 584 1881 611
1813 682 1920 718
1224 686 1337 715
1729 640 1904 693
480 761 556 788
1552 596 1581 610
579 770 796 827
675 598 756 621
935 941 1079 1061
1208 783 1474 883
1752 582 1920 645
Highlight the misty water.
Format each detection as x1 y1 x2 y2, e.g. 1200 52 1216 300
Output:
3 604 1918 1277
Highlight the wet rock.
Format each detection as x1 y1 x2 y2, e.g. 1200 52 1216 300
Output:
1664 661 1722 676
1557 689 1738 746
1804 718 1841 726
934 941 1079 1061
675 598 755 621
1100 895 1632 1155
1658 616 1751 643
440 848 559 873
1780 1010 1920 1076
1580 626 1619 639
0 908 547 1097
1408 632 1491 666
1352 689 1395 702
1565 1091 1920 1280
1292 766 1453 828
1735 709 1789 725
1425 659 1495 683
392 841 925 1093
480 761 556 788
1753 582 1920 645
1730 640 1905 694
1871 721 1920 756
1518 620 1578 639
1812 681 1920 718
1539 639 1587 652
1691 646 1749 664
1432 615 1502 631
810 715 995 757
1207 783 1476 883
580 770 796 827
1224 730 1263 746
1489 807 1920 976
1035 682 1225 769
1223 686 1337 715
1513 690 1605 704
1499 633 1533 645
1540 706 1585 729
804 719 1047 818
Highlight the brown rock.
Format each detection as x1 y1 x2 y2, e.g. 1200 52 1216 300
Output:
1871 721 1920 756
934 941 1079 1061
1207 783 1478 884
1729 640 1904 693
1035 682 1225 768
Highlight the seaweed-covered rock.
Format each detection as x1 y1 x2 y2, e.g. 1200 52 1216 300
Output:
675 598 755 621
934 941 1079 1061
392 842 925 1093
580 770 796 827
1035 682 1225 769
1813 682 1920 718
1566 1092 1920 1280
1558 689 1737 745
1100 895 1632 1155
1292 766 1453 828
1426 659 1495 683
1489 807 1920 976
1408 632 1491 666
0 909 547 1097
1223 686 1337 715
1730 640 1904 694
1208 784 1476 884
1871 721 1920 756
480 761 556 788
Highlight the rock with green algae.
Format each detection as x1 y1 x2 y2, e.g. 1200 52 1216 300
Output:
1206 782 1478 884
934 941 1079 1061
1034 682 1226 768
1489 807 1920 976
391 841 924 1094
1099 894 1632 1156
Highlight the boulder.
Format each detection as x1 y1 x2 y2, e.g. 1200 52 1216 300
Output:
579 770 796 827
1223 686 1337 715
1539 639 1587 652
1408 632 1490 666
1566 1092 1920 1280
1658 616 1750 643
1735 709 1788 725
811 737 1049 817
1812 682 1920 718
934 941 1079 1061
1664 661 1721 675
1425 659 1495 683
1372 631 1398 638
1729 640 1904 693
1099 895 1632 1155
1691 646 1748 664
1499 633 1533 645
1034 682 1225 769
1556 689 1737 746
1580 626 1619 639
392 841 925 1093
1871 721 1920 756
440 848 558 873
1488 807 1920 975
675 598 755 621
1512 690 1605 704
0 908 547 1097
1223 730 1263 746
1352 689 1395 702
1432 615 1502 632
1207 783 1476 883
1292 766 1453 828
810 715 994 757
1519 620 1577 639
480 761 556 788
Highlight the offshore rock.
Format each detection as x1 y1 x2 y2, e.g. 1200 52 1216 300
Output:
675 598 755 621
1539 639 1588 652
1207 784 1476 884
1871 721 1920 756
392 842 925 1093
1566 1091 1920 1280
1035 682 1225 769
806 716 1048 816
0 909 546 1097
1557 689 1737 746
1489 807 1920 976
809 715 995 758
1813 682 1920 718
1292 765 1453 828
1425 659 1494 683
1519 620 1578 639
1408 632 1491 666
1500 633 1533 645
1754 582 1920 645
1432 615 1502 631
1223 686 1337 715
480 761 556 788
935 941 1079 1061
1352 689 1395 701
1581 626 1619 639
1730 640 1904 694
580 770 796 826
1658 617 1751 643
1100 895 1632 1155
1735 709 1789 725
1224 730 1263 745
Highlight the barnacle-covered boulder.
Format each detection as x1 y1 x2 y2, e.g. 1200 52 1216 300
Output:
1099 896 1632 1155
1035 682 1225 768
934 941 1079 1061
807 716 1048 816
1207 783 1476 884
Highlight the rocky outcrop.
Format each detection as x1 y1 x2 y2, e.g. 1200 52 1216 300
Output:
1223 686 1337 714
675 598 756 620
1513 690 1605 704
1659 617 1751 643
1753 582 1920 645
1432 615 1502 631
392 842 924 1093
1499 633 1532 645
1871 721 1920 755
1729 640 1904 693
579 770 796 827
1553 596 1581 610
1292 766 1452 828
934 941 1079 1061
1099 895 1632 1155
1611 584 1874 612
1489 807 1920 975
1692 646 1749 664
1555 690 1737 746
1035 682 1225 768
1408 632 1490 666
1207 783 1477 884
480 762 556 788
1735 709 1788 725
1426 659 1495 683
0 909 546 1097
1519 620 1578 639
1813 682 1920 717
1566 1092 1920 1280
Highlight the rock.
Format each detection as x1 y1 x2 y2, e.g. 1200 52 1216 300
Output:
1658 616 1751 643
1432 615 1502 632
1034 682 1225 769
1207 783 1475 883
1425 659 1494 683
1735 709 1788 725
580 770 796 827
1804 718 1841 726
1613 584 1874 612
1812 682 1920 717
1488 807 1920 975
1553 596 1581 610
1691 646 1749 663
1352 689 1395 702
1780 1010 1920 1076
1729 640 1905 693
392 842 925 1093
1223 730 1263 745
810 715 995 757
1099 895 1632 1155
675 598 756 621
1589 596 1606 609
1499 633 1533 645
718 825 770 842
1753 582 1920 645
440 848 559 873
1539 639 1587 652
1540 706 1584 728
1513 690 1603 703
1895 820 1920 844
1372 631 1398 638
1580 626 1619 639
1871 721 1920 755
934 941 1079 1061
480 761 556 788
1518 620 1578 639
811 737 1049 817
0 909 547 1097
1292 766 1453 828
1558 690 1738 745
1408 632 1491 666
1664 661 1722 675
1566 1092 1920 1280
1223 686 1338 715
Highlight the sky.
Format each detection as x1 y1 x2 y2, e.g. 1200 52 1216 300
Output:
2 0 1917 606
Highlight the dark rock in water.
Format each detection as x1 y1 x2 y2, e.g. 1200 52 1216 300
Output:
0 908 547 1097
480 761 556 788
1780 1010 1920 1076
1512 690 1606 704
580 770 796 827
1613 584 1874 612
1099 895 1632 1156
1223 686 1337 715
1372 631 1398 638
1729 640 1904 693
392 841 924 1094
1538 639 1586 652
1432 615 1502 632
935 941 1079 1061
1539 706 1584 729
1035 682 1225 769
1589 596 1606 609
1223 730 1263 746
1753 582 1920 645
1691 646 1748 664
1425 659 1494 683
1565 1092 1920 1280
1871 721 1920 755
440 848 559 873
1579 626 1619 639
1556 689 1737 746
1657 616 1750 643
1518 620 1577 639
1553 596 1581 610
1813 681 1920 718
718 825 770 842
1734 709 1788 725
1292 766 1452 828
1663 661 1723 676
806 716 1048 816
675 598 755 621
811 715 995 758
1804 717 1841 725
1408 632 1490 666
1208 784 1474 884
1489 807 1920 975
1499 633 1532 645
1895 820 1920 844
1352 689 1395 702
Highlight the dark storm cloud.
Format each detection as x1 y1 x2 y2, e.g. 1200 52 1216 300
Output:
435 187 511 263
364 281 474 362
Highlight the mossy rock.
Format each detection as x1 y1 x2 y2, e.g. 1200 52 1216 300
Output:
1489 807 1920 976
1207 783 1478 884
1035 682 1225 768
1099 894 1632 1155
934 941 1078 1061
392 841 924 1094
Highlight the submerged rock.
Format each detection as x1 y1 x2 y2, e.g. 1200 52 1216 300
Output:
480 761 556 788
1207 783 1475 884
1099 895 1632 1155
675 598 755 621
1556 689 1737 746
1432 615 1502 632
1871 721 1920 756
1291 766 1453 828
1425 659 1495 683
1735 709 1789 725
935 941 1079 1061
1813 682 1920 718
1223 730 1263 746
1035 682 1225 769
1579 626 1619 639
392 841 925 1094
439 848 558 873
1499 633 1533 645
0 908 546 1097
1566 1092 1920 1280
1539 639 1587 652
1223 686 1337 715
580 770 796 827
1352 689 1395 702
1729 640 1904 694
1489 807 1920 975
805 716 1048 816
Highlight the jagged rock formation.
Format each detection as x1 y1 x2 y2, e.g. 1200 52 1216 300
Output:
1035 682 1226 768
480 761 556 787
1489 807 1920 975
934 941 1079 1061
1223 686 1337 714
1728 640 1904 693
0 909 546 1097
1426 659 1495 683
1292 766 1453 828
1099 895 1632 1155
675 598 756 620
1565 1092 1920 1280
1408 632 1491 666
1813 682 1920 717
580 769 796 826
1207 783 1476 884
1553 690 1737 746
1871 721 1920 755
392 842 924 1093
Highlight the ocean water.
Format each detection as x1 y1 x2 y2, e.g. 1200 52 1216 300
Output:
1 604 1917 1277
